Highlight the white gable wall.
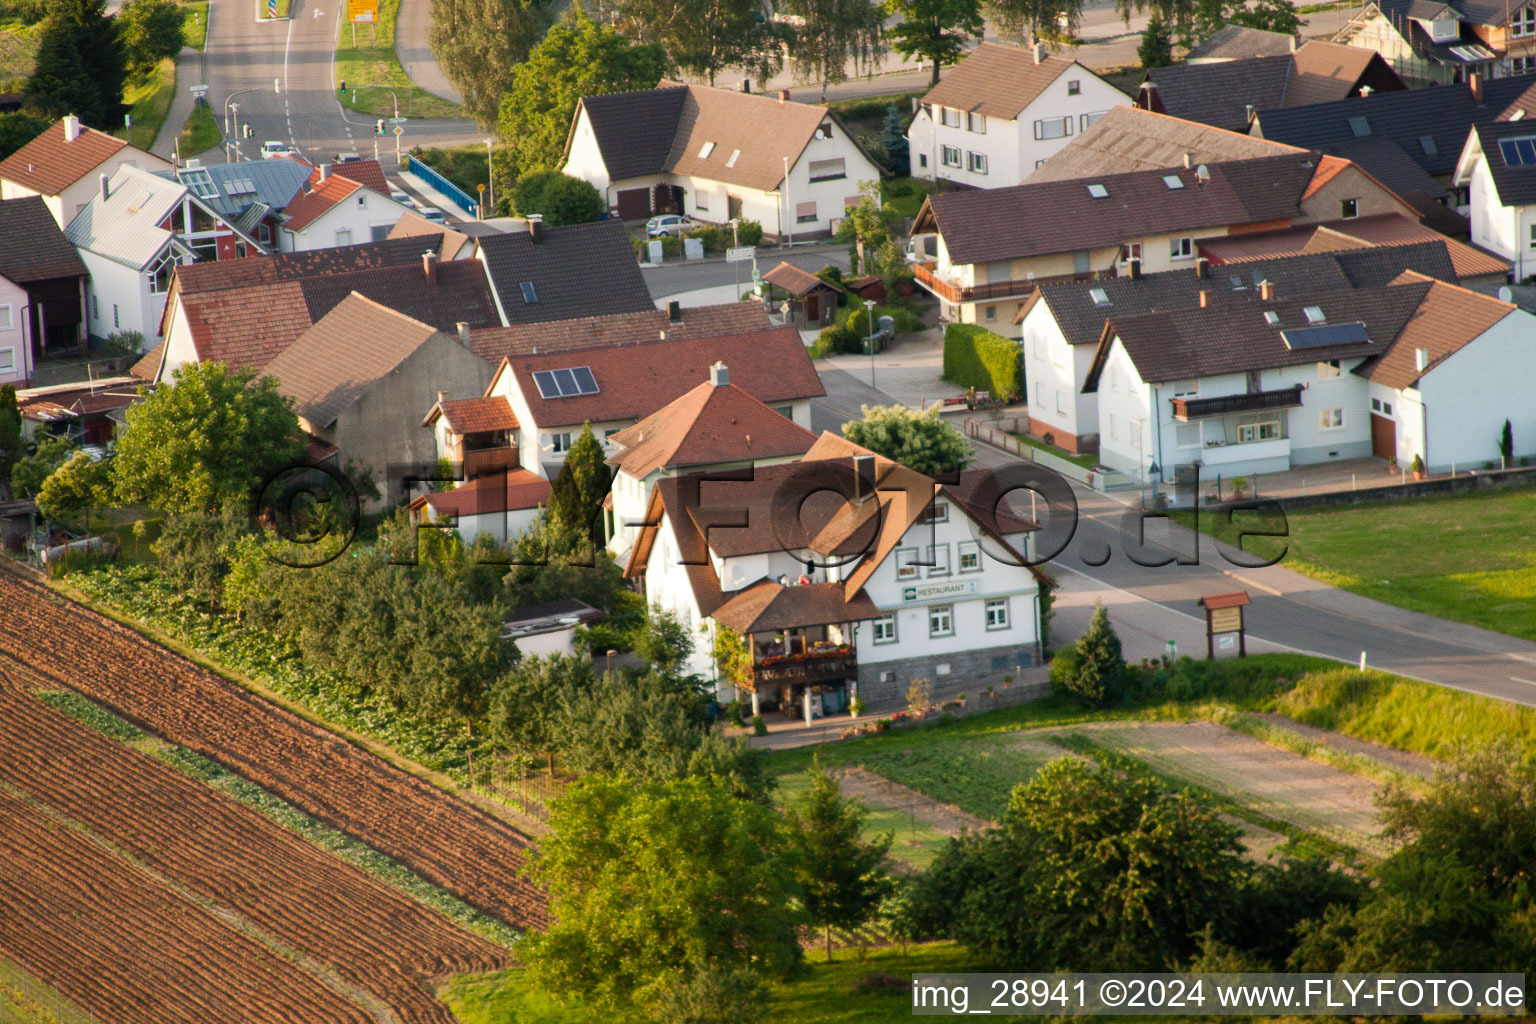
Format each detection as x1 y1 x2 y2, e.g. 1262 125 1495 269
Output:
2 148 172 228
1414 310 1536 470
1021 296 1101 451
280 190 414 252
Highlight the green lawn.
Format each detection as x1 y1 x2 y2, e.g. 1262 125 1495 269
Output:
335 0 462 120
116 58 177 152
182 0 209 49
880 176 938 219
827 91 923 170
1016 432 1099 470
439 943 988 1024
177 101 221 158
0 955 96 1024
0 22 39 88
774 768 953 870
1184 486 1536 642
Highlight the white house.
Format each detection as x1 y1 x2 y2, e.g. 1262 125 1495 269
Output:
1084 272 1536 483
407 467 552 546
0 115 170 228
906 43 1129 187
1455 120 1536 281
65 165 267 344
0 273 29 388
561 82 883 240
626 433 1046 718
0 195 90 382
278 164 413 251
481 325 824 479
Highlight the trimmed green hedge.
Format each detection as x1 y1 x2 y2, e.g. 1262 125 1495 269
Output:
942 323 1021 400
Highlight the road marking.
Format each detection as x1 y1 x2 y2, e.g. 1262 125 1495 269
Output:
1512 677 1536 686
283 12 297 149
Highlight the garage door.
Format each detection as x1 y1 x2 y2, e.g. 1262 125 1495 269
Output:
616 188 651 220
1370 413 1395 461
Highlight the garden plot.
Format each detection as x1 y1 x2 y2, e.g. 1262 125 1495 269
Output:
1082 721 1391 857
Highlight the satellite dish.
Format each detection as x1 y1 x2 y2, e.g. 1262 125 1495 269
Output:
1195 164 1210 183
814 128 827 140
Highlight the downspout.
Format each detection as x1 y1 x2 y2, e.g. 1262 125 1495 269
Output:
18 301 32 384
1152 382 1165 488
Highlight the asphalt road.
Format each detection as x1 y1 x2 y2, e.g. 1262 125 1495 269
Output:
190 0 482 168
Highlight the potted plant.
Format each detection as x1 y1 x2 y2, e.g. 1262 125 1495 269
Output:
1411 454 1425 481
1230 476 1249 499
1003 674 1013 688
849 696 865 719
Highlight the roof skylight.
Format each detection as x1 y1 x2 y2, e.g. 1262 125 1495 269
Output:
1089 287 1109 306
1086 183 1109 199
1162 174 1185 190
699 141 716 158
1303 305 1326 324
1348 116 1372 137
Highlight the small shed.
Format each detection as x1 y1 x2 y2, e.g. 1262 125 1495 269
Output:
761 262 840 328
844 274 888 304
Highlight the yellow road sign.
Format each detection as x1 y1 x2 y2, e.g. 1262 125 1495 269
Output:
348 0 378 23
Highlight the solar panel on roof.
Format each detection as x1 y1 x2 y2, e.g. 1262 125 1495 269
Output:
532 370 560 399
1499 137 1536 166
1280 322 1368 349
520 281 538 304
569 366 599 395
533 366 600 398
551 368 577 395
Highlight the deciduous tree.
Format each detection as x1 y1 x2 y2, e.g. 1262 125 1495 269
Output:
117 0 185 75
884 0 983 85
984 0 1084 45
427 0 547 127
835 180 902 277
0 385 22 496
511 170 605 225
840 403 974 476
0 112 49 162
521 775 805 1012
9 435 75 499
616 0 784 85
781 0 886 100
112 362 305 516
35 450 112 522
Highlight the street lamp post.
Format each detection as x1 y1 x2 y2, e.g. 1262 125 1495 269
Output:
485 138 495 215
224 80 281 162
864 298 877 389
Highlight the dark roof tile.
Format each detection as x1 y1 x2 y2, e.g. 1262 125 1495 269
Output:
476 220 652 326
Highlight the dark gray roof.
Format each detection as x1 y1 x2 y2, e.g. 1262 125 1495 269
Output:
0 195 86 283
1470 120 1536 207
161 158 312 220
297 258 502 336
921 152 1320 266
1255 73 1536 178
1146 55 1294 132
1034 241 1458 348
1185 24 1297 61
1328 136 1448 200
577 87 688 181
1377 0 1508 28
476 219 654 326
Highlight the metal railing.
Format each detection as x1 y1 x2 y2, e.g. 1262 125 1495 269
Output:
405 154 478 219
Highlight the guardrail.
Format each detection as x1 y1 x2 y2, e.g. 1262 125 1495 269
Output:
405 154 478 219
965 417 1136 491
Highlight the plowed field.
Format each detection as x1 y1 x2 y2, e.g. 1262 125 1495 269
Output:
0 568 548 931
0 656 508 1024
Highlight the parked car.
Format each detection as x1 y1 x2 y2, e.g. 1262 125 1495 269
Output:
389 188 415 209
261 141 299 160
418 206 446 223
646 214 695 238
332 152 362 164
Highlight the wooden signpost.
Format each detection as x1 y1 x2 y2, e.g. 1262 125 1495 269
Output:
1198 591 1250 659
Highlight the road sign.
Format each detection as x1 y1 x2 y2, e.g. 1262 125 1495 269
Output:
725 245 755 263
189 84 208 96
267 0 277 14
393 126 404 136
348 0 378 22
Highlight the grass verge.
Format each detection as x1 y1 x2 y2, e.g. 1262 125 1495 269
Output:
116 57 177 152
34 688 518 948
259 0 291 19
182 0 209 49
335 0 462 120
773 767 954 871
177 102 222 157
440 943 985 1024
1015 432 1099 470
1173 485 1536 642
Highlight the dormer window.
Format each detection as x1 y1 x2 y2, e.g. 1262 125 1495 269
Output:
1515 5 1536 35
1427 13 1459 40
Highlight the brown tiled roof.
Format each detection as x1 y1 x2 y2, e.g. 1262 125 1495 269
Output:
180 280 313 372
129 340 165 380
1356 272 1516 389
1027 106 1305 184
503 326 825 429
761 261 836 297
712 580 880 633
921 152 1320 266
1199 213 1510 279
261 293 438 427
942 468 1037 536
296 259 500 332
281 174 366 232
174 235 436 295
414 468 551 517
0 195 86 283
426 396 518 433
1185 24 1297 61
388 210 473 259
465 302 769 363
1287 42 1383 107
607 376 817 478
0 120 133 196
920 45 1081 120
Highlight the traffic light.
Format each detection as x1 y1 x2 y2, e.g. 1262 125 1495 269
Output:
242 124 253 139
376 119 385 135
339 80 346 93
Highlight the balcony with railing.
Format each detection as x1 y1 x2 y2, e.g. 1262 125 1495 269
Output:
751 642 857 687
1171 386 1304 421
463 444 519 478
913 260 1109 305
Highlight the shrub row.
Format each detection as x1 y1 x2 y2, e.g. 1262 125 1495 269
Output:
942 323 1021 401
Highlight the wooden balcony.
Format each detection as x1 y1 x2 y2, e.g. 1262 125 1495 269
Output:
913 260 1108 305
463 445 519 478
751 646 857 687
1171 387 1304 421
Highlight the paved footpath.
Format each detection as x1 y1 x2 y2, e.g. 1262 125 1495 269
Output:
395 0 462 104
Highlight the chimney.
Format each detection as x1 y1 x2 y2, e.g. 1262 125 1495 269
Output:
1470 72 1483 102
1183 151 1193 169
1198 289 1209 308
1032 42 1046 64
1259 279 1274 301
1358 85 1373 98
852 453 876 502
1289 33 1298 51
1195 256 1209 280
456 321 470 345
527 213 543 242
777 89 791 104
1414 347 1429 371
1128 256 1142 280
740 79 751 93
668 299 682 324
99 172 110 202
1244 103 1255 124
63 114 81 142
422 250 438 286
436 390 448 408
319 163 331 182
709 360 729 387
658 329 667 341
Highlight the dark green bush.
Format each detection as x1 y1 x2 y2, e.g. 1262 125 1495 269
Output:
943 323 1022 400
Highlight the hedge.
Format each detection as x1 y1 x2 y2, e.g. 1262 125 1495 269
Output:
942 323 1021 400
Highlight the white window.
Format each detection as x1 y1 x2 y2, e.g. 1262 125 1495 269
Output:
967 151 988 174
919 153 929 168
1067 79 1081 95
985 598 1010 630
895 547 920 579
1120 242 1142 263
1512 54 1536 72
1237 421 1281 442
1372 397 1395 415
985 305 996 322
696 190 709 211
941 106 961 127
1034 116 1072 140
967 111 986 133
0 347 13 373
335 228 352 246
958 541 981 572
927 544 950 577
1319 408 1345 431
1514 5 1536 36
1170 237 1193 260
1341 198 1359 219
1056 389 1066 415
257 222 272 244
928 604 954 638
1110 366 1121 392
356 193 367 207
808 158 846 182
0 305 11 331
1175 422 1202 448
941 145 962 167
921 501 949 524
551 431 573 453
1109 413 1118 440
1080 110 1107 131
1529 224 1536 250
1318 359 1341 378
872 615 897 644
774 405 793 418
1032 334 1043 359
1034 380 1044 405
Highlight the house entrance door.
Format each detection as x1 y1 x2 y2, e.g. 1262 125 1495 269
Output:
1370 413 1396 461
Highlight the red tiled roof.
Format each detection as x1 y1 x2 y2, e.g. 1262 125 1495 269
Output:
465 302 769 362
181 280 314 372
415 469 551 517
282 174 366 232
174 236 435 295
1356 272 1517 389
427 396 518 433
712 580 880 633
321 159 389 197
607 377 817 478
0 120 131 196
762 261 837 297
503 326 825 429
